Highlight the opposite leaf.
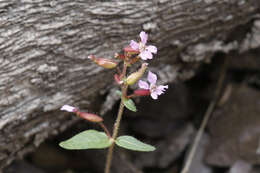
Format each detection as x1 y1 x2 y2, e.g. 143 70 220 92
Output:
59 130 112 150
123 98 137 112
115 136 155 152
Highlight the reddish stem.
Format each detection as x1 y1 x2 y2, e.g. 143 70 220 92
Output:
116 67 121 75
126 94 137 99
99 122 111 138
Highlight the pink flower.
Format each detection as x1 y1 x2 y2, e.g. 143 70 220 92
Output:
138 71 168 99
130 31 157 60
60 105 77 112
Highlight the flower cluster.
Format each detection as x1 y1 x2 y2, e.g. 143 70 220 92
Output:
129 31 167 99
61 31 168 116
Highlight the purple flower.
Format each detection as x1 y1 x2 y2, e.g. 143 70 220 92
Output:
61 105 77 112
130 31 157 60
138 71 168 99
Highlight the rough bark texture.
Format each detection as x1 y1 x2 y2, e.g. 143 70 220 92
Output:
0 0 260 170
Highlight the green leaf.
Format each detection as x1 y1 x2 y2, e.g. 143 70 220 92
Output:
115 136 155 152
123 98 137 112
59 130 112 150
116 90 137 112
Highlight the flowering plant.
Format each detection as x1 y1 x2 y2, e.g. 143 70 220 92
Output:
59 31 168 173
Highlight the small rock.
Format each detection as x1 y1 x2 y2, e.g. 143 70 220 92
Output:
228 160 252 173
206 85 260 166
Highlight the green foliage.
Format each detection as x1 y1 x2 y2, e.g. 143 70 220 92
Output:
59 130 112 150
123 98 137 112
116 90 137 112
115 136 155 152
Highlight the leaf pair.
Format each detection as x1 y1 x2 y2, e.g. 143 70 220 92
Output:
59 130 155 152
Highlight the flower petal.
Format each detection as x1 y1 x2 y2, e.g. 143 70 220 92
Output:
140 31 148 45
157 85 168 92
140 50 153 60
139 52 146 60
154 85 168 96
138 80 149 89
151 92 158 100
61 105 76 112
148 71 157 84
130 40 139 50
154 88 164 95
146 45 157 54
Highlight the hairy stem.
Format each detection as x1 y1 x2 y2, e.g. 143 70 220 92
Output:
104 62 128 173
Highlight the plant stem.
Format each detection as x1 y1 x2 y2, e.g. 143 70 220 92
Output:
104 62 128 173
99 122 111 138
104 96 124 173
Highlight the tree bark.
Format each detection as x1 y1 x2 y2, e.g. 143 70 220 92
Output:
0 0 259 169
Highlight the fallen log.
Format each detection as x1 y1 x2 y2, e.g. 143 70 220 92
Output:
0 0 260 169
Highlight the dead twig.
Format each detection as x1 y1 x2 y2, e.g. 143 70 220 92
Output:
180 57 229 173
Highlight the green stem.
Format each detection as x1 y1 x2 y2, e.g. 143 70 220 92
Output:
104 62 128 173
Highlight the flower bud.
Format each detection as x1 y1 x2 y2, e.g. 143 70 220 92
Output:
124 46 139 54
76 111 103 123
134 89 150 96
88 55 118 69
114 74 123 85
126 63 148 85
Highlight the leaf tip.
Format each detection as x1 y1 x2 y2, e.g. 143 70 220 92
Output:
59 141 69 150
